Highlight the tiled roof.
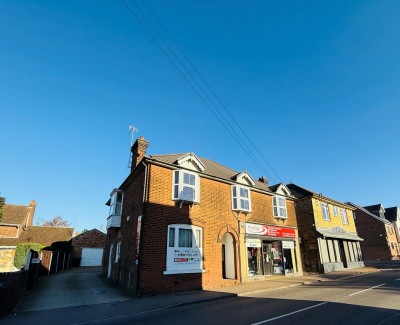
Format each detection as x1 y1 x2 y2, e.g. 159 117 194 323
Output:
346 202 392 225
72 228 106 240
0 226 73 247
385 207 399 222
1 204 31 225
148 153 272 192
286 183 317 199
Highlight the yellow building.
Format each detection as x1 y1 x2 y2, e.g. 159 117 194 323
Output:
287 184 364 273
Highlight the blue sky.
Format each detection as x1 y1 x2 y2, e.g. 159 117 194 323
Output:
1 1 399 232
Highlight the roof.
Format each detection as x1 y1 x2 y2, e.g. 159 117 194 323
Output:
0 226 73 247
148 153 274 193
363 204 382 214
384 207 399 222
1 204 31 225
72 228 106 239
346 202 393 225
316 226 363 241
286 183 352 208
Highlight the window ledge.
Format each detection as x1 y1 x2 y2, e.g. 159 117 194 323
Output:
274 216 288 220
232 209 252 213
163 269 205 275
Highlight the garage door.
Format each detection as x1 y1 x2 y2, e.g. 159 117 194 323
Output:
81 248 104 266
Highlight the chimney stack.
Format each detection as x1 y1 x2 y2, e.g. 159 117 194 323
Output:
26 200 37 227
258 176 269 186
131 136 149 172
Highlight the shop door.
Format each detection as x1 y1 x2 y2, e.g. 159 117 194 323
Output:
262 242 272 275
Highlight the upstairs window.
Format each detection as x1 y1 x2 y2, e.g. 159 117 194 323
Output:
341 208 349 225
273 196 288 219
109 191 123 217
321 203 330 221
173 170 200 203
332 205 339 217
232 185 251 211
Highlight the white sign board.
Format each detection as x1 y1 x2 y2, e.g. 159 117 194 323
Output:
282 241 295 249
246 238 261 247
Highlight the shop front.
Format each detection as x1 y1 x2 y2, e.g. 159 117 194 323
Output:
245 223 300 277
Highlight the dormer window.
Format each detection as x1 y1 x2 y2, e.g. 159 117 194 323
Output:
173 170 200 203
109 190 123 217
273 196 287 219
232 185 251 212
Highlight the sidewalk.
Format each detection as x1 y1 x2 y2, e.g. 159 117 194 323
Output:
5 265 380 324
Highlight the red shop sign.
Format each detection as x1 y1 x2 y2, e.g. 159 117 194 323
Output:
245 223 295 238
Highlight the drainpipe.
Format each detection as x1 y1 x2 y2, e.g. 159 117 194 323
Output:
238 219 243 284
136 161 149 296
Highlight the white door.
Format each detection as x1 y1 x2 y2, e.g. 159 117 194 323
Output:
80 248 104 266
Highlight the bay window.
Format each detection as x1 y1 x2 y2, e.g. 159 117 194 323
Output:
273 196 287 218
164 224 203 274
173 170 200 203
232 185 251 212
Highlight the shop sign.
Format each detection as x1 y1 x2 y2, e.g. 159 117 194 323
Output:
245 223 295 238
173 248 201 264
246 238 261 247
282 241 295 249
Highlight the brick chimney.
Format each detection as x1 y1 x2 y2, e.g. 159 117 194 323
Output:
258 176 269 186
131 136 149 172
26 200 36 227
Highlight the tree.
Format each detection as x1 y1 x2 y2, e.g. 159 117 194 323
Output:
39 216 71 227
0 196 5 222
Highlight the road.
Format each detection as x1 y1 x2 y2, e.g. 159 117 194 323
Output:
89 265 400 324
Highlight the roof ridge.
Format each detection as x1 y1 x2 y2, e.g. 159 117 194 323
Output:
347 202 391 224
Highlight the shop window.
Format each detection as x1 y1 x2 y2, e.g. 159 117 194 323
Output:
341 208 349 225
321 203 330 221
232 185 251 212
109 190 123 216
173 170 200 203
273 196 287 219
164 224 203 274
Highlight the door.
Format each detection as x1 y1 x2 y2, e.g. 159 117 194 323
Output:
107 244 113 277
339 241 348 268
81 248 104 266
222 233 235 279
262 242 272 275
222 244 226 279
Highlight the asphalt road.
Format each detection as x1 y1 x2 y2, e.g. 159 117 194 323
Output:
90 266 400 325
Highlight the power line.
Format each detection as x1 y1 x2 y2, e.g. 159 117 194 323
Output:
121 0 283 183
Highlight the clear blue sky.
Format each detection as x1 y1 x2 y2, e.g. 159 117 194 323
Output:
1 1 399 232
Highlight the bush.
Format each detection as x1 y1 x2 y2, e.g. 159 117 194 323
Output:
14 243 42 269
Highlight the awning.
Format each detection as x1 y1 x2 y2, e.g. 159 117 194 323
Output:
316 227 364 241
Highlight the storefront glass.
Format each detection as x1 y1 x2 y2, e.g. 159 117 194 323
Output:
247 246 262 276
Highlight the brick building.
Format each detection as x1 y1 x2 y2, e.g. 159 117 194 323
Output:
103 136 302 295
287 184 364 273
349 203 400 260
0 200 73 272
71 229 106 266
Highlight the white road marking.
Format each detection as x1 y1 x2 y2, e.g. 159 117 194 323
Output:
251 302 328 325
396 278 400 281
347 283 386 297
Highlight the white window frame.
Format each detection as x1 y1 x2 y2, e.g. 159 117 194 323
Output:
332 205 339 217
273 196 288 219
115 242 121 263
232 185 251 212
341 208 349 225
321 203 330 221
172 170 200 203
164 224 204 275
109 190 124 217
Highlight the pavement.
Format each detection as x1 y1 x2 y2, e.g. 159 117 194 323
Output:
3 263 385 323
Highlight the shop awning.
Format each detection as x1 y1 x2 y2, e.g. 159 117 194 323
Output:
316 227 364 241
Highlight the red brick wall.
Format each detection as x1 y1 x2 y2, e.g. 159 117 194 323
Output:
106 162 300 294
354 208 394 260
71 230 106 258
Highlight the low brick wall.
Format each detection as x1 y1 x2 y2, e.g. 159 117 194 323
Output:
0 270 27 315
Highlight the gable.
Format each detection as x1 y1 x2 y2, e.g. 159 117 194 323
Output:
275 184 291 196
176 153 205 172
234 171 255 186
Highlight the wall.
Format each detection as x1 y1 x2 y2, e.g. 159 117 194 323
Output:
72 230 106 258
0 248 16 272
312 199 357 233
0 226 18 238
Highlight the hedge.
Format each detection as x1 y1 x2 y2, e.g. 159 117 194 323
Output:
14 243 42 269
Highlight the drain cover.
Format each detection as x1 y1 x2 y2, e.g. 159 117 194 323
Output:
92 289 106 294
